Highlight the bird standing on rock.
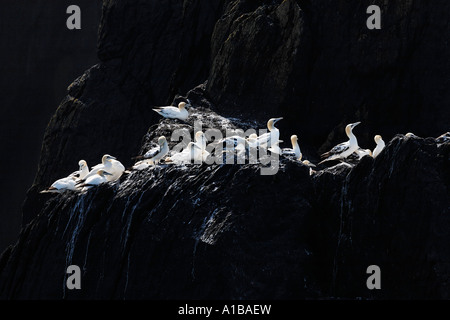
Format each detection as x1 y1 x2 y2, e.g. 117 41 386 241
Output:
257 117 283 150
372 135 385 158
319 122 361 164
281 135 302 160
132 136 169 170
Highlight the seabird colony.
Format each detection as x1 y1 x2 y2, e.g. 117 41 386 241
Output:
46 98 444 193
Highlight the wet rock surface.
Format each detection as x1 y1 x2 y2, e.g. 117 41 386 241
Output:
2 0 449 299
1 131 448 299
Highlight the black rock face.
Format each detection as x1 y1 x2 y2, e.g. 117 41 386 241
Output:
334 136 450 299
1 0 449 299
207 0 450 151
23 0 229 225
1 130 448 299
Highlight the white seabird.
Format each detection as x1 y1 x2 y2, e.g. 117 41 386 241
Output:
355 148 373 159
246 133 259 149
216 134 248 153
319 122 361 164
79 170 113 191
281 135 302 160
40 160 89 193
153 101 189 120
166 142 203 164
83 154 124 182
436 132 450 144
74 160 90 180
257 117 283 149
133 136 169 170
372 135 386 158
194 131 210 159
214 133 259 162
41 176 79 193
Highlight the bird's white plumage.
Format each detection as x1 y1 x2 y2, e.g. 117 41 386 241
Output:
133 136 169 170
84 155 124 182
355 148 373 159
372 135 385 158
194 131 210 159
257 117 283 149
153 102 189 120
48 176 79 192
281 135 302 160
41 160 90 193
166 142 204 164
319 122 361 164
80 170 112 191
436 132 450 144
246 134 259 149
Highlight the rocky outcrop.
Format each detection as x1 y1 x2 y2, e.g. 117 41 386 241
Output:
334 136 450 299
207 0 450 151
24 0 450 223
23 0 229 225
1 125 448 298
3 0 450 299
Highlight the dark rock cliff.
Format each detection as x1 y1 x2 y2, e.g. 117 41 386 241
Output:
207 0 450 150
1 129 448 299
1 0 449 299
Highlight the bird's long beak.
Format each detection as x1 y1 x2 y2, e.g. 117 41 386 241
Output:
104 171 113 176
352 122 361 128
109 156 117 160
274 117 283 123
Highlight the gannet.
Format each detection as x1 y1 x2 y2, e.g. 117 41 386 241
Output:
257 117 283 148
281 135 302 160
319 122 361 164
355 148 373 159
194 131 208 151
79 170 113 191
66 160 90 180
246 133 259 149
436 132 450 144
133 136 169 170
83 154 124 182
194 131 210 159
217 135 247 152
372 135 385 158
75 160 90 180
40 160 89 193
165 142 204 164
153 101 189 120
302 160 316 167
41 176 79 193
302 160 317 176
214 134 259 162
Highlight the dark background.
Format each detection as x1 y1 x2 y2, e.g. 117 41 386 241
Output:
0 1 102 253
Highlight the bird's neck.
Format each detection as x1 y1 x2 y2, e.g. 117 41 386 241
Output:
348 130 357 143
